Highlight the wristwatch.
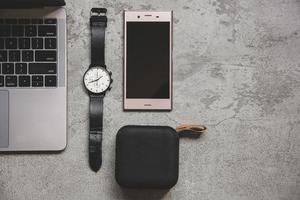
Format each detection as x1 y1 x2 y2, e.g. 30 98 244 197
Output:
83 8 112 172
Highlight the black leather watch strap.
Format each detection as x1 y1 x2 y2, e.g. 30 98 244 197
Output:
89 95 104 172
88 8 108 172
90 8 107 67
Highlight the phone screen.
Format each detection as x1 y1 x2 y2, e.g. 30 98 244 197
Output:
126 22 170 99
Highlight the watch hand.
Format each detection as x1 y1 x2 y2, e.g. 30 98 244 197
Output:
89 76 103 83
89 79 99 84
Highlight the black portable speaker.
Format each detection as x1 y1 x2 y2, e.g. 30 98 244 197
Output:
115 125 179 189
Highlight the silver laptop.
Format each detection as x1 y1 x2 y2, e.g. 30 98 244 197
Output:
0 0 67 151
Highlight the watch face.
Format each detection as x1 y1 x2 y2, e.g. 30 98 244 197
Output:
84 67 111 94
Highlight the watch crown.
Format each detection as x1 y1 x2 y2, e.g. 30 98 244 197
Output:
109 71 112 76
108 86 112 91
111 79 113 83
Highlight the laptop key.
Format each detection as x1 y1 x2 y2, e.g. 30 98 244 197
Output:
0 25 11 37
19 76 30 87
5 76 17 87
35 51 56 62
9 51 20 62
0 38 4 49
44 19 57 24
12 25 24 37
29 63 56 74
25 25 37 37
2 63 14 74
15 63 27 74
32 75 43 87
0 51 7 62
32 76 43 82
45 75 57 87
32 38 43 49
45 38 56 49
31 19 43 24
22 50 33 62
0 76 3 87
19 38 30 49
19 19 30 24
5 38 17 49
32 81 43 87
5 19 17 24
38 25 56 37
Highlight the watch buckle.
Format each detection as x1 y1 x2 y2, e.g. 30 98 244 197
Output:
90 8 107 27
91 8 107 17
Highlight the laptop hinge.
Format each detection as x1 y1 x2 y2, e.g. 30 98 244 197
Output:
0 0 65 9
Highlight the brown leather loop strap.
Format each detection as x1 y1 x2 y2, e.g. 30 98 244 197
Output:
176 124 207 136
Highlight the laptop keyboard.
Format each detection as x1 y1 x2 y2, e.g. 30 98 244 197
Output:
0 18 57 88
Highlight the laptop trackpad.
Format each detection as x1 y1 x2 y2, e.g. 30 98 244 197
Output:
0 91 9 148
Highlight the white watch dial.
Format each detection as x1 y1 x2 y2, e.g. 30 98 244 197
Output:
84 67 111 94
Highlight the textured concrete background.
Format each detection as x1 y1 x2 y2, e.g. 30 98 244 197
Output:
0 0 300 199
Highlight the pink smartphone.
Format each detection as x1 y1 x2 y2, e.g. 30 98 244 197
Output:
124 11 173 111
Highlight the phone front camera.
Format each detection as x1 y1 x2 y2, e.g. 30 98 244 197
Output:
137 16 140 18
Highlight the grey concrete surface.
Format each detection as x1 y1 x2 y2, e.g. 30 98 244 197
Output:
1 0 300 199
